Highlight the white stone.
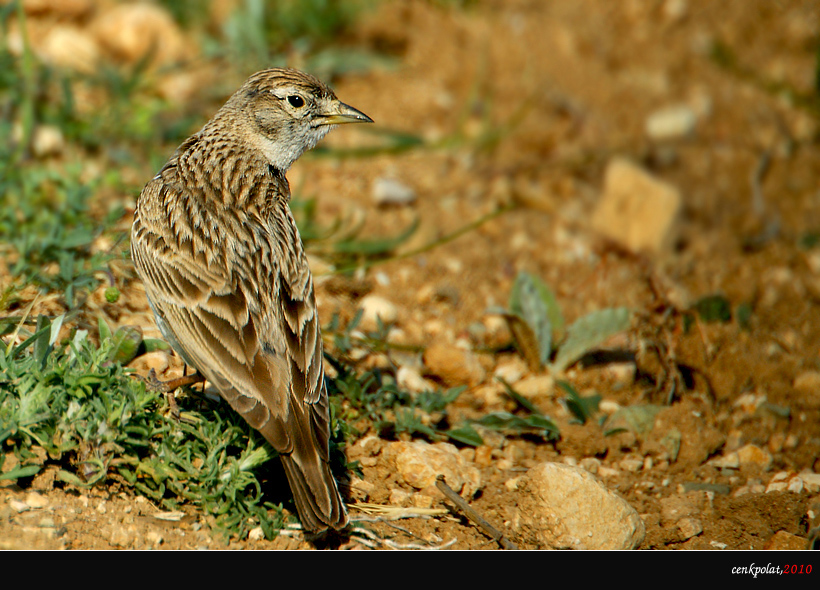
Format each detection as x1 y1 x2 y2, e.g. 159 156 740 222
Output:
358 295 398 331
645 104 697 140
372 177 416 206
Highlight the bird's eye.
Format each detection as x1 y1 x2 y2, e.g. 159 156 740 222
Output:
287 95 305 108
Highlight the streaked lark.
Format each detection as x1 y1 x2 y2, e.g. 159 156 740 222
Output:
131 68 372 533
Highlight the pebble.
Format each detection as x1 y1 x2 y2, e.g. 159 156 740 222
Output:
128 350 170 376
736 444 773 471
492 359 527 384
372 177 416 206
423 344 486 386
92 3 188 67
793 371 820 408
511 375 555 398
591 158 681 254
388 441 482 498
620 458 643 472
677 517 702 540
8 499 30 513
801 472 820 493
579 457 601 474
358 295 398 331
764 530 807 550
389 488 413 506
31 125 65 158
145 531 163 547
709 452 740 470
645 104 697 140
248 527 265 541
396 366 435 393
24 492 48 509
39 26 100 74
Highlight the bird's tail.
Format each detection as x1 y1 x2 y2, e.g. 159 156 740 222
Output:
280 451 348 533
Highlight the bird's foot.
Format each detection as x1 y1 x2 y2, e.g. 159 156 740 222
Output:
140 369 205 421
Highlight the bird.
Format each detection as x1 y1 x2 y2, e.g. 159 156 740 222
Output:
130 68 373 533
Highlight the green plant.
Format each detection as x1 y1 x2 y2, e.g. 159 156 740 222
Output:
0 314 294 539
491 271 631 373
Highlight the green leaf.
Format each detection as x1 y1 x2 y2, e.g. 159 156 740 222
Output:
33 314 52 364
0 464 41 481
97 315 112 341
474 412 559 439
692 294 732 323
557 380 600 424
552 307 631 372
498 377 541 415
49 313 65 347
446 424 484 447
509 272 555 368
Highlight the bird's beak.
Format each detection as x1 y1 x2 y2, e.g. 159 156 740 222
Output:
318 101 374 126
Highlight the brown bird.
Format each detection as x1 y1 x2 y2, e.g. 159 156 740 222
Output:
130 68 372 532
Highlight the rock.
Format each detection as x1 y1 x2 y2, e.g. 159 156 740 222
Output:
145 531 163 547
372 177 416 206
591 158 681 254
619 458 644 472
737 444 773 471
248 527 265 541
516 462 645 550
801 472 820 493
645 104 697 140
389 488 413 506
660 495 699 525
8 499 30 513
358 295 398 331
492 357 527 384
128 351 170 377
662 0 688 22
39 25 100 74
509 374 554 398
388 441 482 498
24 492 48 509
709 452 740 469
424 344 486 386
677 517 702 540
31 125 65 158
92 4 188 67
396 366 436 393
794 371 820 408
764 530 807 550
349 476 376 501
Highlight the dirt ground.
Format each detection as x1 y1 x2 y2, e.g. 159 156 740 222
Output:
2 0 820 550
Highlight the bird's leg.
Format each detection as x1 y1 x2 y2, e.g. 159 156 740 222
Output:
144 367 205 393
141 368 205 421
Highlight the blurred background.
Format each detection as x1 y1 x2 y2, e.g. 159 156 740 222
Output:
1 0 819 550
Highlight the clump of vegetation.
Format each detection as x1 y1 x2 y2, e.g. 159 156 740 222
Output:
0 315 293 539
491 271 631 373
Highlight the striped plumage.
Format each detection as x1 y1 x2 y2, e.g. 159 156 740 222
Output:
131 68 372 532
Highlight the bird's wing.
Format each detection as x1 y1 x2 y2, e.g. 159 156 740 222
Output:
131 172 329 457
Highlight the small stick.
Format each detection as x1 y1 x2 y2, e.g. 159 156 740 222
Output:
435 475 517 550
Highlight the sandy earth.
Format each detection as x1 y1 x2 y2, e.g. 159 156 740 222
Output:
2 0 820 550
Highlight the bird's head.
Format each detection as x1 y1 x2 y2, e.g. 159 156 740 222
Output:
221 68 373 171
